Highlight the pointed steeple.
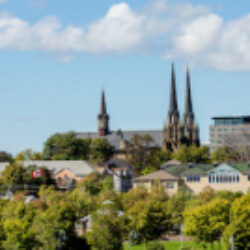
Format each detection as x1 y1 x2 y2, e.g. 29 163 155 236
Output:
168 63 179 122
184 66 193 116
100 90 107 115
98 90 110 136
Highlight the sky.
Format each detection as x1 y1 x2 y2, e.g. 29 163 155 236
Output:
0 0 250 155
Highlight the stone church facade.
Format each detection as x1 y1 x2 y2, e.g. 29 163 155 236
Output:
162 64 200 151
77 63 200 152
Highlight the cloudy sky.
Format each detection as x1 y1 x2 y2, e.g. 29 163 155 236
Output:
0 0 249 154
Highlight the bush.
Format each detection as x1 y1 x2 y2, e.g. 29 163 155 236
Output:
146 241 164 250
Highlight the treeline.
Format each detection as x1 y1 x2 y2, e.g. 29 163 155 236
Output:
0 132 248 175
0 174 248 249
0 132 114 164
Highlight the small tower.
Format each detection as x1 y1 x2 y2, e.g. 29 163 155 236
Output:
162 63 183 151
182 67 200 146
98 90 110 136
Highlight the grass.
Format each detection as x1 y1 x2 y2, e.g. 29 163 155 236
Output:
123 241 225 250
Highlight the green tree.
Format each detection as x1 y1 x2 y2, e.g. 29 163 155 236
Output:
184 197 231 243
22 164 54 186
0 163 54 188
222 193 250 249
142 149 172 175
127 134 155 174
86 210 123 250
34 187 77 250
43 132 91 160
0 162 25 185
211 145 240 163
1 200 39 250
167 189 194 227
15 149 43 161
128 198 169 243
90 138 114 163
0 151 13 163
174 145 210 164
79 173 103 195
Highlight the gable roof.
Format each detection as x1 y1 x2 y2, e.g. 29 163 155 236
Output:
134 170 178 182
208 163 241 175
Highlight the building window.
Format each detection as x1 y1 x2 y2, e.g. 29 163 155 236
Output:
166 182 174 189
186 175 200 182
209 174 240 183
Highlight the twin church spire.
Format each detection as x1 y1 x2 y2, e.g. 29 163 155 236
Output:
163 63 200 151
97 63 200 151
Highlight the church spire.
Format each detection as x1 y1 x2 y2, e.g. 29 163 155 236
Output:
184 66 193 116
169 63 178 114
168 63 179 122
100 90 107 115
98 90 109 136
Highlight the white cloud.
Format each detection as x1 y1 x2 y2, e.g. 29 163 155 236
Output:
0 1 250 70
0 0 9 3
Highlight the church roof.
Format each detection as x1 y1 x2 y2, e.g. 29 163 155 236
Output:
77 130 163 150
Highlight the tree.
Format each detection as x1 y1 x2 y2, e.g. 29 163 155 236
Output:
167 189 194 228
127 134 156 174
22 164 54 186
15 149 43 161
90 138 114 163
1 200 39 250
34 187 77 250
222 193 250 249
199 186 215 204
43 132 91 160
0 163 54 189
79 173 103 195
0 151 13 162
174 145 210 164
128 198 169 243
211 146 240 163
141 149 172 175
86 210 123 250
184 197 231 243
0 162 25 185
121 186 149 211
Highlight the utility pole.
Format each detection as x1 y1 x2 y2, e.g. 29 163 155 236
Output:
230 235 234 250
180 224 184 249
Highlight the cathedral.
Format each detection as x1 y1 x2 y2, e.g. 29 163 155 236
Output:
77 63 200 152
162 64 200 151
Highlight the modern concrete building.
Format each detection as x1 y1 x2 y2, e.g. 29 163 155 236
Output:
209 116 250 152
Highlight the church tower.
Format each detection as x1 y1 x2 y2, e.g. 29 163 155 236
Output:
162 64 183 151
182 67 200 146
98 90 110 136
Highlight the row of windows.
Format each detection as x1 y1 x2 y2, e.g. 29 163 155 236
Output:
186 175 200 182
209 174 240 183
186 174 248 183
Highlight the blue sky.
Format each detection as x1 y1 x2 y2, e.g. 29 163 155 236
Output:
0 0 249 155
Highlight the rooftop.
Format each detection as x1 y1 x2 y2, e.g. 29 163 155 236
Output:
212 115 250 120
134 170 178 182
